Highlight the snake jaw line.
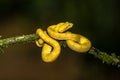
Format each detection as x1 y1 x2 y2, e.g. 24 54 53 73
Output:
36 22 92 62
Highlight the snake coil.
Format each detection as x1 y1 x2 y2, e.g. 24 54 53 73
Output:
36 22 91 62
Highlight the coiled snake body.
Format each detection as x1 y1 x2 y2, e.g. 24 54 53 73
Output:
36 22 91 62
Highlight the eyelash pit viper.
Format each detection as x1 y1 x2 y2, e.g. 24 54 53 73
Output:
36 22 91 62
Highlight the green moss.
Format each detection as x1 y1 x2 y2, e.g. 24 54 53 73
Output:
88 47 119 65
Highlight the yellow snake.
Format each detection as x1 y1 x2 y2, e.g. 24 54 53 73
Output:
36 22 91 62
36 29 61 62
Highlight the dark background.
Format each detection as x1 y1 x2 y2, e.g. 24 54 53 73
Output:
0 0 120 80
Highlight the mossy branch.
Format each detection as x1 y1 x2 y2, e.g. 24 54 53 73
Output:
0 34 120 67
88 47 120 67
0 34 39 48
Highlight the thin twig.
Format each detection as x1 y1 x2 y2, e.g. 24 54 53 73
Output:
0 34 39 48
0 34 120 67
88 47 120 68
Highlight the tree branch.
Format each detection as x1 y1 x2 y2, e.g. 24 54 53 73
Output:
0 33 120 68
88 47 120 67
0 34 39 48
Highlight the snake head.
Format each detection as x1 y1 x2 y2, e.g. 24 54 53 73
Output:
58 22 73 32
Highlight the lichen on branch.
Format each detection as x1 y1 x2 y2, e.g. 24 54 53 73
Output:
0 34 39 48
88 47 120 65
0 33 119 67
0 22 119 67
